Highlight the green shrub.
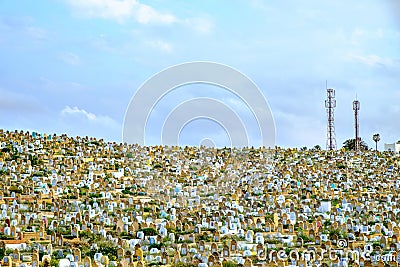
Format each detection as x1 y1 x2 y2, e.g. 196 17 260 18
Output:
223 261 238 267
138 227 158 236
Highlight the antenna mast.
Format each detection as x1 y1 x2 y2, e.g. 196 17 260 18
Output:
353 97 360 151
325 82 337 150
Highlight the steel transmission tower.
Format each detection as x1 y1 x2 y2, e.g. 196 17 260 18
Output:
353 99 360 151
325 88 337 150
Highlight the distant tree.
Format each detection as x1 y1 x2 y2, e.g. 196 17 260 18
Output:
313 145 322 151
372 134 380 151
342 139 368 151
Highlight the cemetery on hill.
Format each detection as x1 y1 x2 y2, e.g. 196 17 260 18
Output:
0 129 400 267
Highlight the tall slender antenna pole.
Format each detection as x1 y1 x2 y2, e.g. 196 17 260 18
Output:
325 83 337 150
353 98 360 151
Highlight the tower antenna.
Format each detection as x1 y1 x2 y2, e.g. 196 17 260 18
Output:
325 83 337 150
353 97 360 151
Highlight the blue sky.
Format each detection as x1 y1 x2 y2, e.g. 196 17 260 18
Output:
0 0 399 148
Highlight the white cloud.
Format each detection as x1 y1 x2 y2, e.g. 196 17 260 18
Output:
350 28 387 46
184 17 213 34
61 106 118 128
26 26 47 40
147 40 172 52
59 52 81 65
65 0 212 33
134 3 177 24
65 0 177 24
349 53 397 68
62 106 96 120
60 106 120 140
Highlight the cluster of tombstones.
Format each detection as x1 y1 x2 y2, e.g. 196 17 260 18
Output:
0 129 400 267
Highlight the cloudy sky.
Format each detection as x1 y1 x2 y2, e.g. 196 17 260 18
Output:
0 0 399 148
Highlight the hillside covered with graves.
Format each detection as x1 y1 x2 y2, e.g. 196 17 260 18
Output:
0 129 400 267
